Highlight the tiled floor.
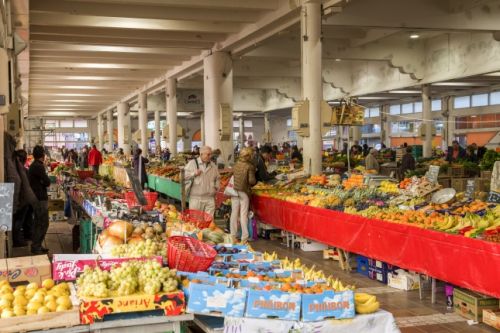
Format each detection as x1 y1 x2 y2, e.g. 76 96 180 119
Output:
12 222 498 333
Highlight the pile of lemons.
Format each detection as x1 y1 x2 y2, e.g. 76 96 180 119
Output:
0 279 73 318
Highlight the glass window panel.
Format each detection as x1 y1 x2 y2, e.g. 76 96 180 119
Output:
454 96 471 109
391 122 399 134
471 93 488 107
364 109 370 118
389 105 401 115
74 119 88 128
373 124 381 133
490 91 500 105
60 120 73 128
44 120 59 128
370 107 380 117
286 118 292 127
233 120 239 128
244 120 253 128
414 102 423 113
431 99 442 111
401 103 413 114
434 120 443 134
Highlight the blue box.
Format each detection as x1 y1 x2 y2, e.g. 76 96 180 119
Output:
368 258 398 272
301 290 355 322
245 290 301 320
187 283 247 317
368 267 388 284
356 256 369 277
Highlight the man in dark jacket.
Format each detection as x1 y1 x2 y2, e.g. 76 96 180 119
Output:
255 146 276 182
28 145 51 254
400 146 416 179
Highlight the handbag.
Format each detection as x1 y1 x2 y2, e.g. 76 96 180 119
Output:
224 175 238 197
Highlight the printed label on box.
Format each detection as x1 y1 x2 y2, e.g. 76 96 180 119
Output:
301 290 355 322
245 289 301 321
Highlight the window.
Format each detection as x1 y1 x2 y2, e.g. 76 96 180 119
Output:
414 102 422 113
369 107 380 117
364 109 370 118
244 120 253 128
323 128 337 137
74 119 88 128
44 120 59 129
288 130 297 141
401 103 413 114
286 118 292 127
431 99 441 111
434 119 444 134
390 105 400 115
391 122 399 134
361 124 381 134
490 91 500 105
60 120 74 128
233 120 240 128
454 96 470 109
471 93 488 107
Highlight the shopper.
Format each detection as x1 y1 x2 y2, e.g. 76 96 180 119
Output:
13 149 36 245
185 146 220 217
350 140 363 156
255 146 277 182
118 148 124 156
365 148 380 173
88 145 103 174
212 148 225 168
28 145 51 254
230 148 256 244
362 144 369 157
162 148 171 162
446 140 466 162
291 145 303 162
132 148 149 189
79 146 89 169
400 146 416 178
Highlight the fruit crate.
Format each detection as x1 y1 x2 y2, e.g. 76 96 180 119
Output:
451 166 465 178
451 178 468 192
79 219 97 254
79 291 185 324
0 283 80 333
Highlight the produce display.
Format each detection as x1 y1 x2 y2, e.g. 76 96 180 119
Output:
76 260 180 297
0 279 72 318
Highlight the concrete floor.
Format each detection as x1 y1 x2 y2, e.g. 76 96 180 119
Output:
12 222 498 333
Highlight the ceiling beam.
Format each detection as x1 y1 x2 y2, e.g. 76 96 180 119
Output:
31 0 263 23
29 43 200 56
30 61 173 70
30 56 182 67
30 12 242 34
30 50 189 61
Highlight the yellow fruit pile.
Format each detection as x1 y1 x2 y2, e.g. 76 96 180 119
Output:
354 293 380 314
0 279 73 318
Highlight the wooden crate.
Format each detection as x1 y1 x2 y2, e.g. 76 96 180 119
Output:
438 178 451 189
451 178 468 192
451 166 465 178
481 170 492 180
476 178 491 192
0 284 80 333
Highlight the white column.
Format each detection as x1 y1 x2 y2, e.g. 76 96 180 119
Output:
301 0 322 175
154 109 161 152
239 117 245 147
125 110 131 155
117 102 128 154
380 105 391 148
351 126 361 143
166 78 178 156
200 113 205 145
138 92 148 157
263 112 270 144
97 113 104 151
447 96 456 148
203 51 233 163
107 109 113 151
422 84 432 157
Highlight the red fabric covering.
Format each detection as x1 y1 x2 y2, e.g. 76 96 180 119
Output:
252 196 500 298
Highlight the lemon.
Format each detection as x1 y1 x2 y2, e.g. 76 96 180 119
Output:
13 288 25 298
13 295 28 306
44 295 57 304
13 305 25 316
56 295 72 308
56 304 68 312
57 282 69 291
1 309 14 318
1 285 13 294
31 293 45 304
1 293 14 303
26 282 38 291
26 301 42 312
37 306 50 314
24 289 36 300
26 308 38 315
45 300 57 312
41 279 55 290
0 298 12 310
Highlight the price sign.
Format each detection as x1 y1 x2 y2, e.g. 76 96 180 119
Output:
427 165 440 184
0 183 14 231
465 179 476 199
125 168 147 205
488 191 500 203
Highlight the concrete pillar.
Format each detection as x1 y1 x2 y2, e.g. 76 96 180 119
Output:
263 112 270 143
154 109 161 152
166 78 178 156
97 113 104 151
125 110 131 155
200 113 205 145
380 105 391 148
138 92 148 157
301 0 322 175
107 109 113 151
422 84 432 157
447 96 456 148
203 51 233 163
117 102 128 154
239 117 245 147
351 126 361 143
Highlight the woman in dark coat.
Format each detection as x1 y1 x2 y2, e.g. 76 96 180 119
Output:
132 148 149 189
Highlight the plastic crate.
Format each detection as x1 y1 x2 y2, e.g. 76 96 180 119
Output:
356 255 369 277
167 236 217 272
180 209 213 229
125 191 158 211
79 220 96 254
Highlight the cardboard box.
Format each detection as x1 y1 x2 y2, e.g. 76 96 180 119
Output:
1 255 51 284
482 309 500 330
368 267 388 284
49 211 65 222
52 254 163 281
80 290 185 324
356 256 369 277
388 270 420 291
454 288 499 322
187 283 247 317
48 199 65 211
301 290 355 322
300 240 328 252
245 289 301 321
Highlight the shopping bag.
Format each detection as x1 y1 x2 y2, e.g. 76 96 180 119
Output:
223 176 238 197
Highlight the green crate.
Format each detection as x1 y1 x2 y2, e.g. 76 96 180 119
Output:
147 174 157 190
49 175 57 183
80 219 96 254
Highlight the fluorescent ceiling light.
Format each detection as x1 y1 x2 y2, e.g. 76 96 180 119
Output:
432 82 487 86
388 90 421 94
335 58 341 62
484 72 500 76
357 96 397 100
409 33 420 39
178 112 193 117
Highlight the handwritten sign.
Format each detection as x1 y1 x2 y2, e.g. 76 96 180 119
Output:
0 183 14 231
125 168 147 205
465 179 476 199
427 165 440 184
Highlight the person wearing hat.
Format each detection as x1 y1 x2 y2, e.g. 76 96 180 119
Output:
230 147 256 244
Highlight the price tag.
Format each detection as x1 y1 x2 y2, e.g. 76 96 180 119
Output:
427 165 440 184
465 179 476 199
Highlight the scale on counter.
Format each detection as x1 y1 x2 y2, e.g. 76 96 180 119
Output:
363 174 397 187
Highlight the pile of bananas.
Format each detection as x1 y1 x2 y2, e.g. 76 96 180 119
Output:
379 181 400 195
355 293 380 314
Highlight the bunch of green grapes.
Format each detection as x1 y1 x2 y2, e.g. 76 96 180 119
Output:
111 239 166 258
76 266 110 298
108 262 139 295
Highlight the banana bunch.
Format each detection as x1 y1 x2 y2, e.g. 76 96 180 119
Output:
434 215 458 231
326 277 354 292
354 293 380 314
262 251 278 262
281 257 302 270
302 265 326 281
379 181 400 195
